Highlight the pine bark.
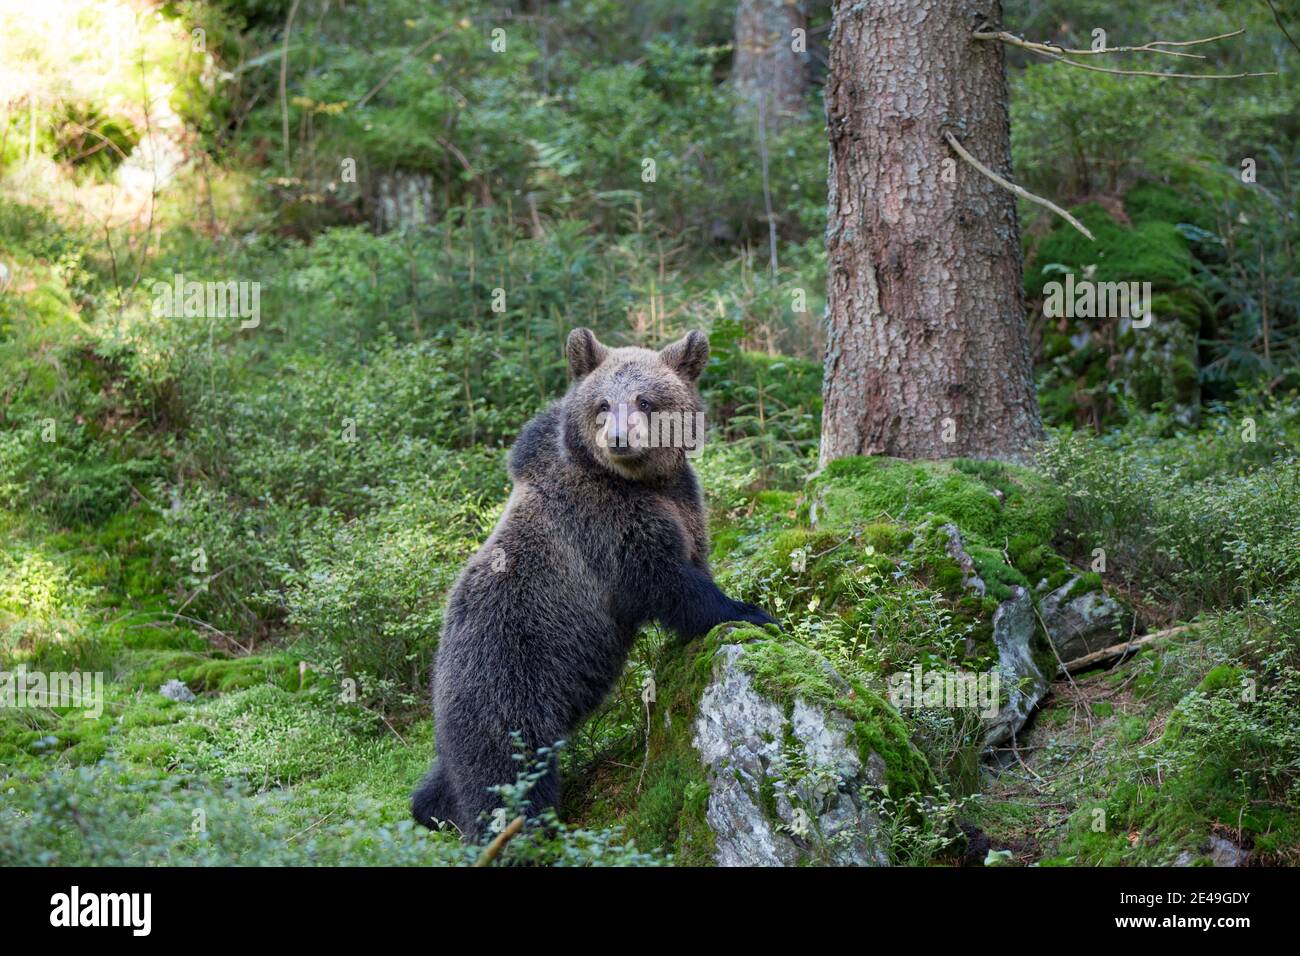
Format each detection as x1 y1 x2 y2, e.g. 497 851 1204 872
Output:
819 0 1043 465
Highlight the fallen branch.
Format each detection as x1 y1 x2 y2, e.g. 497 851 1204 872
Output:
1058 623 1198 676
474 815 525 867
943 131 1095 241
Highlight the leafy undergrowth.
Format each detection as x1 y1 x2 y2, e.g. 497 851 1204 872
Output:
968 590 1300 866
6 414 1299 864
2 90 1296 866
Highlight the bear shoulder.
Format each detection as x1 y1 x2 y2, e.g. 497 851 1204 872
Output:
507 402 563 482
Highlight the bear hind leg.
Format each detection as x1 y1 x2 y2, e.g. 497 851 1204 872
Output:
411 760 463 833
452 737 563 840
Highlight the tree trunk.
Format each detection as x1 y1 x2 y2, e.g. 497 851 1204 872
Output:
733 0 808 132
819 0 1043 465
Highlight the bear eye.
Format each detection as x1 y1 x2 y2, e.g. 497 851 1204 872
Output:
598 400 610 413
637 398 653 413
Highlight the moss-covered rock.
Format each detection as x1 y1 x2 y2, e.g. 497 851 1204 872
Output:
604 621 944 867
808 457 1065 549
689 624 936 866
1039 576 1126 661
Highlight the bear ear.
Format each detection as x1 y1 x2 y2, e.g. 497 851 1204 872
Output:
660 330 710 383
566 328 609 380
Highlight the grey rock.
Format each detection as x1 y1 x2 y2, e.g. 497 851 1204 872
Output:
159 679 196 703
374 170 436 232
984 586 1049 749
927 526 1048 750
1040 577 1122 661
1208 835 1249 867
692 641 889 867
938 523 985 597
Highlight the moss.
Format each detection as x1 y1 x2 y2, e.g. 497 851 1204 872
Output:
861 521 912 553
1054 750 1282 866
127 683 381 787
184 655 310 693
123 650 310 695
1117 715 1148 745
1122 181 1216 232
732 631 937 800
1064 572 1104 601
753 489 798 513
616 635 720 865
1021 604 1063 683
602 622 945 864
1027 190 1212 430
1051 654 1300 865
968 545 1030 603
810 456 1065 551
117 624 208 653
1007 536 1071 587
1197 663 1245 694
1026 205 1195 298
51 507 168 607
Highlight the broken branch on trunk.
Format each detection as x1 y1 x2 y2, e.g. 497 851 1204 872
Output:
973 27 1245 58
943 131 1095 241
974 27 1277 80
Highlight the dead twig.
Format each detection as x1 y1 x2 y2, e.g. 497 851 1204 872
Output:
974 27 1245 59
975 28 1276 80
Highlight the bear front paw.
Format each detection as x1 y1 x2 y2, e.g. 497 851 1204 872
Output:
731 601 780 630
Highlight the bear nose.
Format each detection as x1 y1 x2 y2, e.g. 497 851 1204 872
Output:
603 403 642 451
605 404 629 445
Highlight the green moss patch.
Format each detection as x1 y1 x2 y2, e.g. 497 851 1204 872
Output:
123 650 311 696
727 628 937 801
809 456 1065 550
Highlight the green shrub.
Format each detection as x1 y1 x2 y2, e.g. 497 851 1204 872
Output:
0 753 662 866
1012 66 1198 199
1040 422 1300 613
280 489 492 712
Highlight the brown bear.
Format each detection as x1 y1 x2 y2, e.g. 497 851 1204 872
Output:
412 328 776 838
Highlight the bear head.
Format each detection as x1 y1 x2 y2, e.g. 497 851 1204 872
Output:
562 327 709 482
